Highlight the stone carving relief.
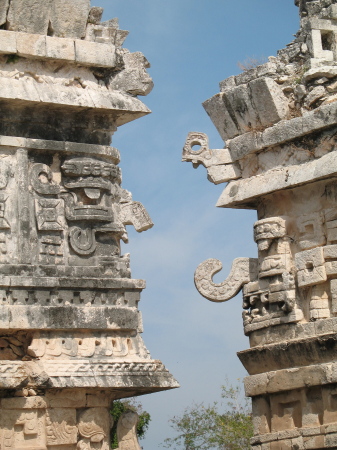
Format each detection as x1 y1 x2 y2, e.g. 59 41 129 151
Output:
194 257 258 302
116 411 141 450
0 409 47 449
77 408 110 450
46 408 78 447
19 153 154 266
28 331 143 360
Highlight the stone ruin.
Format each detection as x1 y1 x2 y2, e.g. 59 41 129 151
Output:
0 1 179 449
183 0 337 448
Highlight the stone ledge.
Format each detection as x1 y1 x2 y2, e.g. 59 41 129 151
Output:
244 361 337 396
0 274 145 290
217 149 337 208
227 101 337 162
0 359 180 392
0 29 117 68
0 78 151 126
0 305 140 330
0 135 120 162
251 426 337 449
239 333 337 375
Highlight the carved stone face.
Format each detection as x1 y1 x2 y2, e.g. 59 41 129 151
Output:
61 157 120 222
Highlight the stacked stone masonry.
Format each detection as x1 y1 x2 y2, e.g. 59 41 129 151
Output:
0 1 178 449
183 0 337 449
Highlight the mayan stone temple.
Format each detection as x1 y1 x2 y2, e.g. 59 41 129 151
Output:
183 0 337 448
0 1 178 449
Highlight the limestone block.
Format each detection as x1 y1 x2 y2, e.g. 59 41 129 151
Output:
1 396 48 409
304 66 337 82
109 51 154 96
207 163 241 184
224 83 260 132
303 434 325 449
325 432 337 447
270 391 302 432
295 247 327 288
322 385 337 425
0 0 9 26
16 32 46 58
46 390 86 408
226 101 337 162
88 6 104 24
50 0 90 39
75 40 116 68
203 93 240 142
252 396 271 435
323 244 337 260
7 0 52 34
0 29 17 54
117 410 142 450
248 77 289 127
219 75 236 92
45 36 75 62
331 279 337 313
296 213 325 250
310 29 334 60
217 150 337 208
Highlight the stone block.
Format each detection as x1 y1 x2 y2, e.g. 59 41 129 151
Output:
219 75 236 92
224 83 260 132
16 32 46 58
304 434 324 449
202 93 240 142
244 373 269 397
46 390 86 408
45 36 75 62
325 432 337 447
252 396 271 435
295 247 327 288
109 51 153 96
248 77 289 127
0 29 17 54
0 0 9 26
50 0 90 39
270 439 292 449
207 163 241 184
310 29 334 61
1 396 47 409
75 40 116 68
7 0 52 34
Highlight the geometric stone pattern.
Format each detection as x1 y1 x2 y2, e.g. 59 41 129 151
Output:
0 1 178 448
183 0 337 448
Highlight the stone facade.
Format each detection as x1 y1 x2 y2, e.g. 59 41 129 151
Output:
0 1 178 449
183 1 337 448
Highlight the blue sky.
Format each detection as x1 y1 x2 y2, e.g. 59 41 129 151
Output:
93 1 299 448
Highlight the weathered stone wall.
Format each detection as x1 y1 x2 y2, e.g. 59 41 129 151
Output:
184 0 337 448
0 1 178 449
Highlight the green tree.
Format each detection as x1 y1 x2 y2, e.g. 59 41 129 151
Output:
163 380 253 450
110 398 151 449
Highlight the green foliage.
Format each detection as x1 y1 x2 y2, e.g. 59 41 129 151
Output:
110 398 151 449
6 54 20 64
163 380 253 450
